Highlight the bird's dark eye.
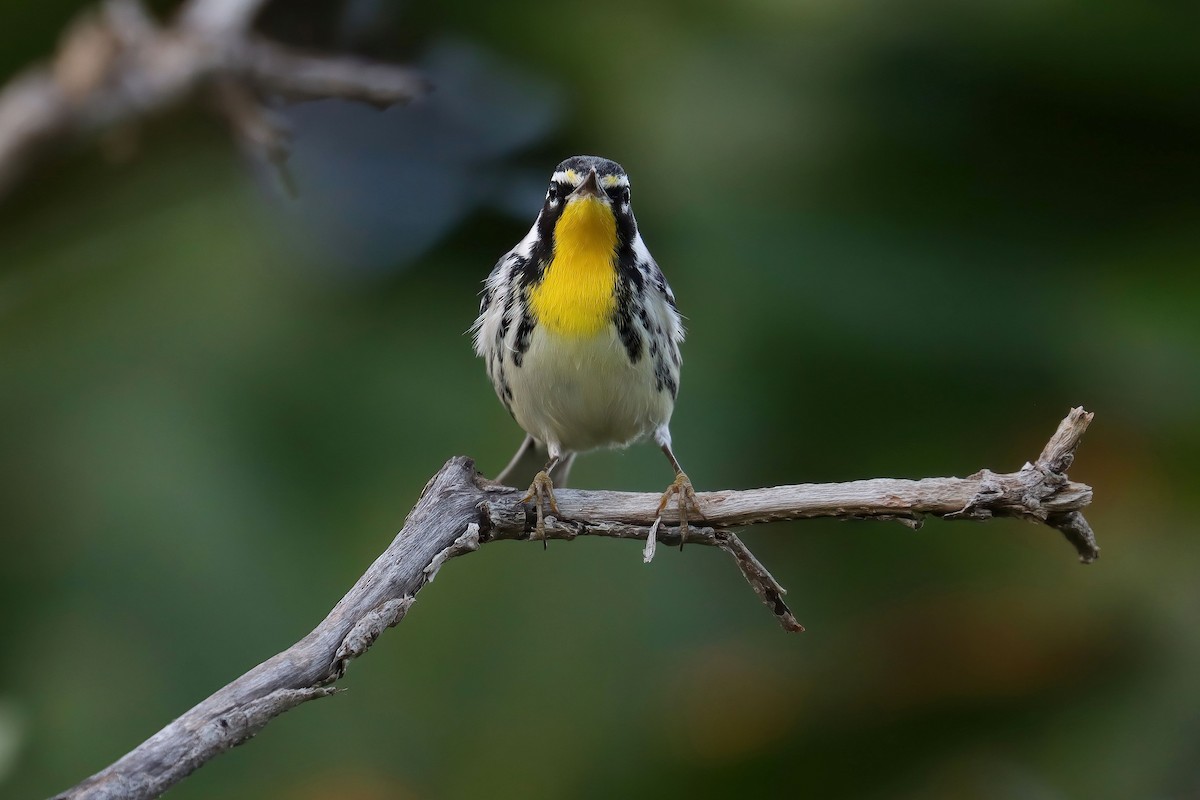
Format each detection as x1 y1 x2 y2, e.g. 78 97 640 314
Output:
547 184 558 202
606 185 631 205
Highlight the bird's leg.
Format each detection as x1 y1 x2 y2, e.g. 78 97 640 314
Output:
521 453 561 549
657 442 700 551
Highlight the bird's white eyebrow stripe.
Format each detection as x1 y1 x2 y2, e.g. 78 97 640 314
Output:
550 170 629 188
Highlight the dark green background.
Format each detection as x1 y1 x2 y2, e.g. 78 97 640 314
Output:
2 1 1197 798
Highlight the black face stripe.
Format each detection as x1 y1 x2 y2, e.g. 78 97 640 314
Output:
612 209 641 303
521 215 556 289
604 185 630 205
521 169 639 296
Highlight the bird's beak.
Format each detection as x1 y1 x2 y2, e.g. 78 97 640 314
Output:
569 168 603 200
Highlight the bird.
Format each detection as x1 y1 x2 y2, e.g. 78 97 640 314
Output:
472 154 698 549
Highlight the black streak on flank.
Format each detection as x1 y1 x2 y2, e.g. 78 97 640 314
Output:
497 363 514 413
637 304 651 332
497 289 514 344
512 307 535 367
615 281 643 363
653 272 677 311
654 357 678 399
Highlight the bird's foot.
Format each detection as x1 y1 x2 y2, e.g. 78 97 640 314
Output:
521 470 559 548
648 474 700 563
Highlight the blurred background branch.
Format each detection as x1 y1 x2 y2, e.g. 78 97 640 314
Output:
54 408 1095 800
0 0 425 202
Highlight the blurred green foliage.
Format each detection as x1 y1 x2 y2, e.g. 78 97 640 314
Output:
2 1 1198 798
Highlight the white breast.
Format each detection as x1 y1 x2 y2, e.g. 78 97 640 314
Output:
506 323 674 453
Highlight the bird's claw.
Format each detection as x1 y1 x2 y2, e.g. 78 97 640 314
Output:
522 470 558 548
656 472 701 551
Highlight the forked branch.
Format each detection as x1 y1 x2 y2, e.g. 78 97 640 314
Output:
0 0 426 202
52 408 1097 800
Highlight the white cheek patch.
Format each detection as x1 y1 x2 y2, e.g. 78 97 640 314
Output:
632 234 655 264
511 221 539 258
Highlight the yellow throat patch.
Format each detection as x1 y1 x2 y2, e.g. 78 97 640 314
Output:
529 196 618 338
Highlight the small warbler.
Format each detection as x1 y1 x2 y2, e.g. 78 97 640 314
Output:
473 155 697 547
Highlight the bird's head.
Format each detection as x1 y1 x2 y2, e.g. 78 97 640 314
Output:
540 155 634 258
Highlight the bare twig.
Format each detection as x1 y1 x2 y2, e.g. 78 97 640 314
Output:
0 0 426 202
178 0 270 36
51 408 1097 800
241 39 430 107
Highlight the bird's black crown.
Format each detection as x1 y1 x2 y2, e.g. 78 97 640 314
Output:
555 155 626 179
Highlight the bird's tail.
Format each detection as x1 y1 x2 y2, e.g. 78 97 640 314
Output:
495 434 576 488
